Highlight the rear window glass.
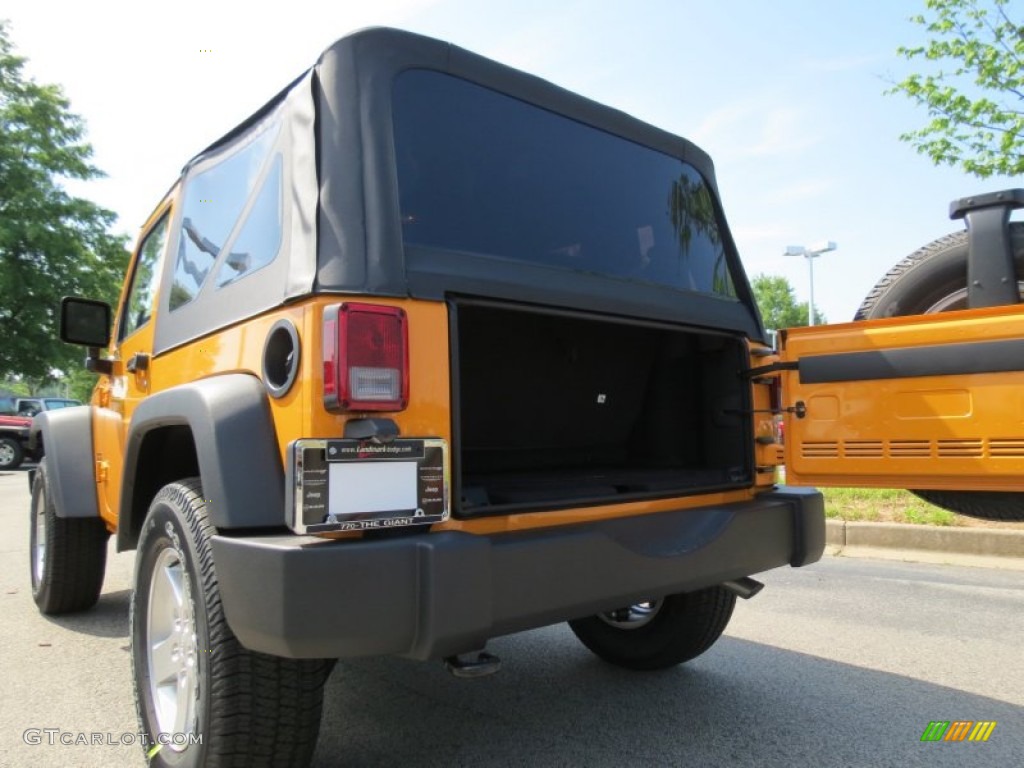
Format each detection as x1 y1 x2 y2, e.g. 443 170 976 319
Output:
392 70 736 298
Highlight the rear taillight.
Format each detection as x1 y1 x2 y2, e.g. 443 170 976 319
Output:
323 303 409 411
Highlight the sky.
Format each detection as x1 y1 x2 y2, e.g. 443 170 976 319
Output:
4 0 1020 324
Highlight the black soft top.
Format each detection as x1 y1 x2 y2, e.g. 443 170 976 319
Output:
155 28 762 355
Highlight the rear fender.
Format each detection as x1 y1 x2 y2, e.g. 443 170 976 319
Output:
118 374 285 550
28 409 99 518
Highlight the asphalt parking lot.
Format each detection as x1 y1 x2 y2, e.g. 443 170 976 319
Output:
1 468 1020 767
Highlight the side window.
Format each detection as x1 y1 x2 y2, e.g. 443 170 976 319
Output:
215 155 283 287
170 127 278 310
121 214 170 340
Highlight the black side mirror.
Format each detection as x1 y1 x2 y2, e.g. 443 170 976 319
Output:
60 297 111 346
60 297 113 374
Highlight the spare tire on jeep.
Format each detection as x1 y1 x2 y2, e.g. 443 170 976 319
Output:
855 223 1024 521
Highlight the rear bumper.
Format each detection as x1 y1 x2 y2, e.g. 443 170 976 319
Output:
211 487 824 660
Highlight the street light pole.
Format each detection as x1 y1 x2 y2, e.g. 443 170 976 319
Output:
784 241 837 326
808 254 816 327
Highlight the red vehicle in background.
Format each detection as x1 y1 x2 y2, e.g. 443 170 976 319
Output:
0 396 81 469
0 413 34 469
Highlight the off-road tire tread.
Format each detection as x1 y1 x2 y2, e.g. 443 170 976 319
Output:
134 478 331 767
31 459 108 614
569 586 736 671
854 231 975 320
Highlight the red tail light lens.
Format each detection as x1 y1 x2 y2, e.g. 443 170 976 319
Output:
323 303 408 411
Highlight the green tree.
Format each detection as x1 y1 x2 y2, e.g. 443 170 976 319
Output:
751 274 824 330
889 0 1023 178
65 366 99 403
0 21 128 383
0 376 31 397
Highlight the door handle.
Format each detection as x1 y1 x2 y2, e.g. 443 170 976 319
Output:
126 352 150 373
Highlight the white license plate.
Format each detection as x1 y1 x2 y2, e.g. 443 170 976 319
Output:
328 461 418 515
287 438 448 534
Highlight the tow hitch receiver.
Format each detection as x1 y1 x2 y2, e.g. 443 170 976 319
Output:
444 651 502 679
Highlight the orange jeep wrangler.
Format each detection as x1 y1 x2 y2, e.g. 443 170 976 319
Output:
29 28 824 765
36 25 1024 767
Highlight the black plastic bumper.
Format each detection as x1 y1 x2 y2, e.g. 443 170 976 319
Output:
211 487 824 660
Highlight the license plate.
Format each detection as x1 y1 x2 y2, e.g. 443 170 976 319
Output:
287 438 448 534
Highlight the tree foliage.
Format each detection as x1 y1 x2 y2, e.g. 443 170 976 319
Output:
0 21 128 382
890 0 1024 178
1 369 94 401
751 274 823 330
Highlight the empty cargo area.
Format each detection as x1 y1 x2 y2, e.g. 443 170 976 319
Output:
454 302 752 515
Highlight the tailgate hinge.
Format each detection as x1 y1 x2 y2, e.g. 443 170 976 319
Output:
728 401 806 418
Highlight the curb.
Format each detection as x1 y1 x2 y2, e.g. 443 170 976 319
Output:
825 519 1024 570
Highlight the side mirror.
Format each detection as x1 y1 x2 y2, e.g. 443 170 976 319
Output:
60 297 113 375
60 297 111 347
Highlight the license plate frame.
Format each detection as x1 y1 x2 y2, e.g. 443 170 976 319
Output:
286 438 448 534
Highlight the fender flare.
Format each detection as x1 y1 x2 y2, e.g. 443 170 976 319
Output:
28 408 99 518
119 374 285 548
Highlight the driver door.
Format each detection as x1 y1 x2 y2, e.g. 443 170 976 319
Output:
92 205 172 527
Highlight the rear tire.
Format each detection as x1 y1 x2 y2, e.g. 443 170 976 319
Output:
569 587 736 671
131 478 331 767
856 224 1024 522
30 458 108 614
0 436 24 470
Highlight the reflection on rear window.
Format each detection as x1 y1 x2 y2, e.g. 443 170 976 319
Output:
392 70 736 298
